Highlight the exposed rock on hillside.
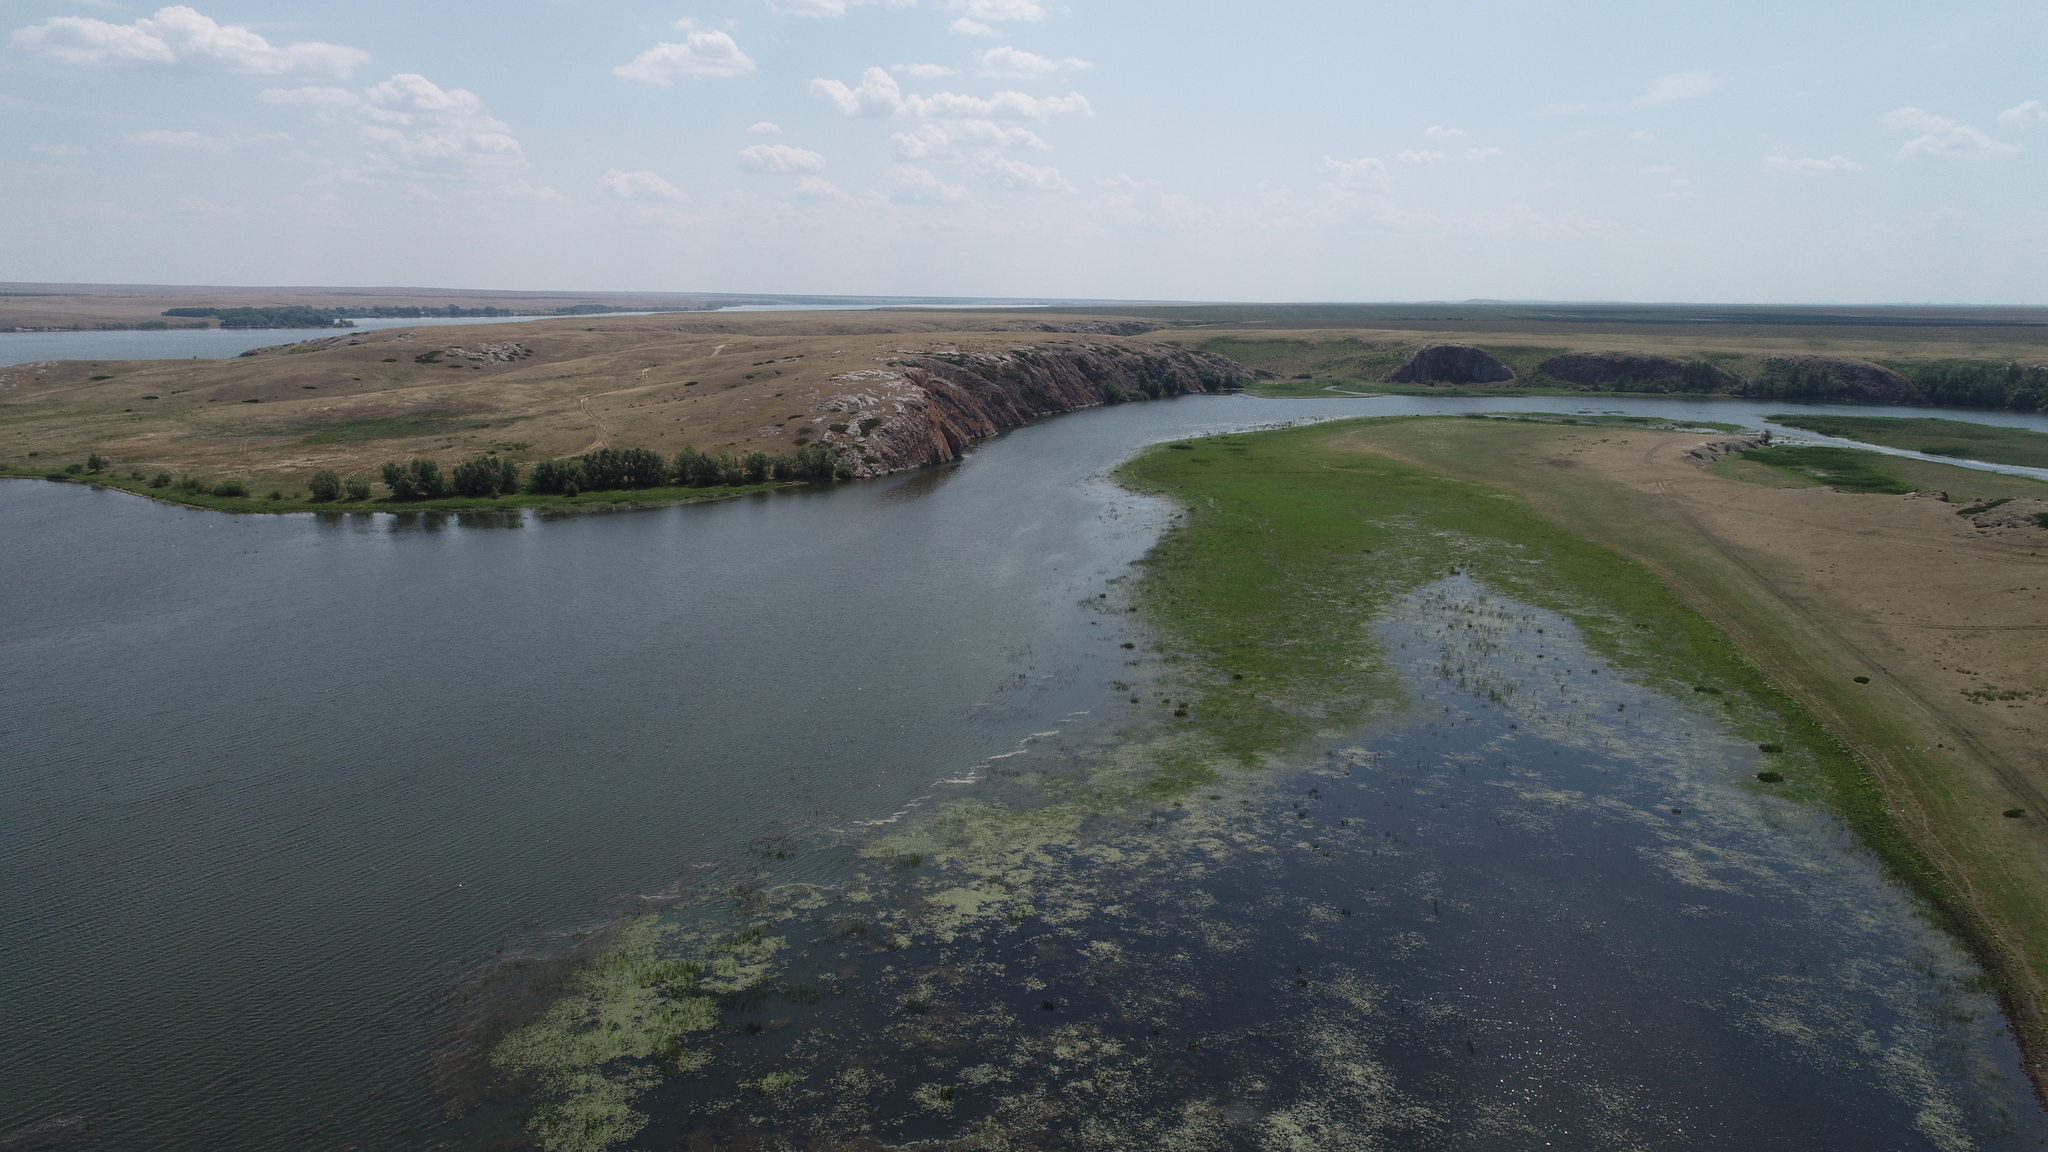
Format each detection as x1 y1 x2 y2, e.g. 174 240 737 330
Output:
1685 438 1761 464
1956 496 2048 537
1756 356 1914 404
808 344 1252 477
1389 343 1514 384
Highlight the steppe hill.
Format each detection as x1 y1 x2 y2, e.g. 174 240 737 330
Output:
2 300 2045 497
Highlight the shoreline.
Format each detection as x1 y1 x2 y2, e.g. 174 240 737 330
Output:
0 469 799 515
1293 415 2048 1103
459 415 2042 1150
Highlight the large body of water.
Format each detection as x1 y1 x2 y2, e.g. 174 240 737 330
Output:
5 391 2047 1149
0 315 560 367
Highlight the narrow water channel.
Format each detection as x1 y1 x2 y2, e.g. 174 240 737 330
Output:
3 392 2043 1149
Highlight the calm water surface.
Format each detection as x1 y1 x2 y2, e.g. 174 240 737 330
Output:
3 392 2045 1149
0 314 628 367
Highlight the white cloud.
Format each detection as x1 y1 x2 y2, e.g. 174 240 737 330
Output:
975 46 1089 78
894 62 959 79
747 121 783 135
258 84 358 108
598 168 683 200
1396 149 1447 164
946 0 1047 22
1999 100 2046 126
1425 125 1463 138
10 5 368 78
126 128 232 152
949 19 996 35
811 67 903 115
766 0 917 15
1883 107 2020 159
614 23 756 85
739 143 826 172
1465 146 1502 160
977 151 1071 191
914 89 1090 119
1762 151 1861 173
124 128 290 153
264 73 530 185
811 67 1090 120
892 119 1048 158
891 163 976 204
359 74 526 173
1320 155 1390 193
1637 70 1719 104
794 175 854 200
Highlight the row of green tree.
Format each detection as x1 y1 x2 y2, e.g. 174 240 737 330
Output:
1525 360 1737 395
1725 359 2047 411
311 443 850 502
527 444 847 495
159 306 354 329
1909 361 2048 412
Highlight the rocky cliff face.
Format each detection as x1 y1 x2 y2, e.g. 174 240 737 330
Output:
1389 343 1515 384
806 343 1253 477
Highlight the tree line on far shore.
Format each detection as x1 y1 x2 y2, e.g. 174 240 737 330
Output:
1731 360 2046 411
307 443 849 503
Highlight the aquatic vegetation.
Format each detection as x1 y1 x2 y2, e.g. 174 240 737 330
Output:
491 915 787 1151
477 418 2035 1151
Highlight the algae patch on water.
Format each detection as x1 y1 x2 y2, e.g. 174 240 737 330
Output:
471 419 2040 1151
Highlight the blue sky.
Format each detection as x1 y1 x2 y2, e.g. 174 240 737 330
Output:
4 0 2044 301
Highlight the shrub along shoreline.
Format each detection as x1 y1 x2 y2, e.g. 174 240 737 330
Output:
1 441 852 514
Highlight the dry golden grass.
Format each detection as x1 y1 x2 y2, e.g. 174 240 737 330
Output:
0 311 1159 488
8 303 2046 491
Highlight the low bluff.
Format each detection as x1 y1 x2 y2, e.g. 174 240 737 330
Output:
813 344 1254 477
1389 343 1515 385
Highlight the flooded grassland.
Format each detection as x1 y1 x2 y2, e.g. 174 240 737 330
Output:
468 422 2047 1150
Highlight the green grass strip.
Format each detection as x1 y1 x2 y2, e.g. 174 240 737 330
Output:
1115 416 1951 913
1769 414 2048 470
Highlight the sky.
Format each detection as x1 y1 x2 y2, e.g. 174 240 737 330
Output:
3 0 2045 302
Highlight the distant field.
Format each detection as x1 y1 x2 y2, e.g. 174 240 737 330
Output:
5 305 2047 512
1769 414 2048 470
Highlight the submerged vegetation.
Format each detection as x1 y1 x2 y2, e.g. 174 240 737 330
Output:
461 417 2019 1151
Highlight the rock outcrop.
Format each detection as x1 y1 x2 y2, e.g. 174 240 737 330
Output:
806 344 1253 477
1684 438 1761 464
1388 343 1514 385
